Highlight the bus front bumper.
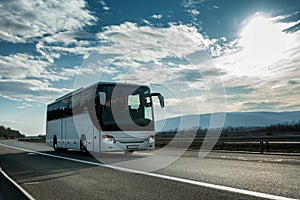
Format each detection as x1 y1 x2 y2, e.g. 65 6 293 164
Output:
101 140 155 152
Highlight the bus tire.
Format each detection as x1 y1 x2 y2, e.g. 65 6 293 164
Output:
80 141 88 154
53 136 59 152
80 134 88 154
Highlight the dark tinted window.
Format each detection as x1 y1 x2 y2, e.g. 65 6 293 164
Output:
47 101 61 121
61 97 71 117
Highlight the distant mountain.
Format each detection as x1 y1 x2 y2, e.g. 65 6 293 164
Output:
155 111 300 131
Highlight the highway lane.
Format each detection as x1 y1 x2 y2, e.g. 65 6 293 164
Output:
0 140 299 200
0 144 260 200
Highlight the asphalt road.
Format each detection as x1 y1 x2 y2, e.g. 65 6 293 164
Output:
0 140 299 200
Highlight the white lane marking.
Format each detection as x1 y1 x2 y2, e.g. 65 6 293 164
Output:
135 152 153 156
0 142 297 200
0 167 35 200
24 182 39 185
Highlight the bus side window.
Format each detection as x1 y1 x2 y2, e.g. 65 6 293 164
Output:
53 102 61 120
72 93 82 115
61 98 71 117
47 104 55 121
80 87 95 111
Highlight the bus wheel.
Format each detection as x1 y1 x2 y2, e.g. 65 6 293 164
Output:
53 136 59 152
124 150 134 155
80 141 88 154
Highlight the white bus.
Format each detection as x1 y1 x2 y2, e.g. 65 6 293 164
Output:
46 82 164 154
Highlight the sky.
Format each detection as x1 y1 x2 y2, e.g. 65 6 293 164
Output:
0 0 299 135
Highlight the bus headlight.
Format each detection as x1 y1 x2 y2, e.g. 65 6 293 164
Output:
148 135 155 143
102 135 116 143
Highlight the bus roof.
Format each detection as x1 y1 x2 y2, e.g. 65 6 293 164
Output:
54 82 149 102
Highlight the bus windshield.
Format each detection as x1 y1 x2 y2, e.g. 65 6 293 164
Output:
99 86 154 131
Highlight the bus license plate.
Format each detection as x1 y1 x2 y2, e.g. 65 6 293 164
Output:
127 145 139 149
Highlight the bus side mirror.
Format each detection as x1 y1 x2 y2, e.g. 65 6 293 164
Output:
150 93 165 108
99 92 106 106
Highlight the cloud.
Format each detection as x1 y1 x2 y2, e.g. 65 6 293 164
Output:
0 79 71 103
41 31 95 46
0 0 96 43
182 0 207 8
36 40 96 63
0 120 27 125
34 28 97 64
96 22 213 59
276 11 300 33
0 53 51 78
100 1 110 11
225 86 255 95
151 14 163 19
187 9 200 16
92 22 224 89
0 53 75 81
241 101 282 111
92 22 230 83
18 102 32 109
0 1 98 65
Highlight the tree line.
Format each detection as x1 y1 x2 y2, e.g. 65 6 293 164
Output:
0 125 25 139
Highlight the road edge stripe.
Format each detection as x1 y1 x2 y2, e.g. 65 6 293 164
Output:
0 167 35 200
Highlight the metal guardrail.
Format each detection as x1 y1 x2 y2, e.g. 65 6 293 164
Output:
156 134 300 141
155 136 300 153
0 167 35 200
18 138 45 143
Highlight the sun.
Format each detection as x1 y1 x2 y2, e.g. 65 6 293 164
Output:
239 14 290 71
220 13 296 77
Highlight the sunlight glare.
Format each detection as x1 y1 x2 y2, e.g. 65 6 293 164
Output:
238 14 291 75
